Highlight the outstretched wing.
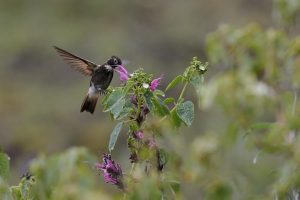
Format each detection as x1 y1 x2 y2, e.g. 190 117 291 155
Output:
54 46 98 76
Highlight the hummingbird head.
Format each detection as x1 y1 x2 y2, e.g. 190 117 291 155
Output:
107 56 122 68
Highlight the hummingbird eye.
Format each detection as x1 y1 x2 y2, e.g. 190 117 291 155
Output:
113 58 118 64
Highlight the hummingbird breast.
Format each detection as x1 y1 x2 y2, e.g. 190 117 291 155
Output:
91 65 114 91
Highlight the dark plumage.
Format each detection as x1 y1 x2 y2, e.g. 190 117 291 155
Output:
54 46 122 114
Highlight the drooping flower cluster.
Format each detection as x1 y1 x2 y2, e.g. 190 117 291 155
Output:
96 154 124 189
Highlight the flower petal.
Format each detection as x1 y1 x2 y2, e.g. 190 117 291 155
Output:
135 131 144 139
150 75 163 91
115 65 129 82
97 154 123 189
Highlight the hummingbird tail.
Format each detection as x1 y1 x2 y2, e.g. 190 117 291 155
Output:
81 94 99 114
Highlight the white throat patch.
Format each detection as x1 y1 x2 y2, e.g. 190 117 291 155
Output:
104 65 113 71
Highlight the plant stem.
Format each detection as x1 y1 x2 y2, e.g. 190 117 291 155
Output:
292 90 298 116
178 81 188 102
136 95 142 119
130 163 136 174
123 119 135 124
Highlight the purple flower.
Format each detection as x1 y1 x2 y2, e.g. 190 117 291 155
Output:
130 95 138 106
135 131 144 139
147 137 156 148
150 75 163 91
115 65 129 82
96 154 123 189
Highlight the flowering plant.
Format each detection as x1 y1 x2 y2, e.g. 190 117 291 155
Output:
96 57 208 198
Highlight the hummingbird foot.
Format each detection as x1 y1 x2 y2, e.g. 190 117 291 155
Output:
99 90 108 95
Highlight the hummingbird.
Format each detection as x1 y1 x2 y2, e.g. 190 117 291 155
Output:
54 46 122 114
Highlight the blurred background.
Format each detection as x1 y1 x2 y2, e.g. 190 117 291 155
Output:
0 0 274 180
1 0 298 195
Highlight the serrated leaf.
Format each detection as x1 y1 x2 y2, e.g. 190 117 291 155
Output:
176 101 194 126
109 122 123 152
165 75 183 91
0 153 9 180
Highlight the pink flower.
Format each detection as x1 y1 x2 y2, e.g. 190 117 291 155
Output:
135 131 144 139
150 75 163 91
96 154 123 189
147 137 156 148
115 65 129 82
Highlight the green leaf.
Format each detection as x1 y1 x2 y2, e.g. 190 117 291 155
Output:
103 88 124 110
165 75 183 91
152 97 170 117
170 109 182 128
144 91 155 112
103 88 127 118
129 121 139 132
10 186 22 199
169 180 181 193
250 122 274 130
116 107 132 120
101 91 111 105
176 101 194 127
190 75 202 88
109 122 123 152
123 80 134 94
154 89 165 97
164 97 175 105
0 153 9 180
157 148 167 170
110 98 125 119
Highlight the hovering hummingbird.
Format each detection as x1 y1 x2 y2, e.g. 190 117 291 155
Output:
54 46 122 114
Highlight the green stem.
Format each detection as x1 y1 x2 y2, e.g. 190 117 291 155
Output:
122 163 136 200
130 163 136 174
122 193 127 200
292 90 298 116
136 95 142 119
123 119 135 124
178 81 188 102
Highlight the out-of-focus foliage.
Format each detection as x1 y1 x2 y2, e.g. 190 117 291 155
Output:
274 0 300 26
0 148 113 200
0 152 10 181
193 22 300 198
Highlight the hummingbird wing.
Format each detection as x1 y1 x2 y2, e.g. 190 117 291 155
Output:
54 46 97 76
